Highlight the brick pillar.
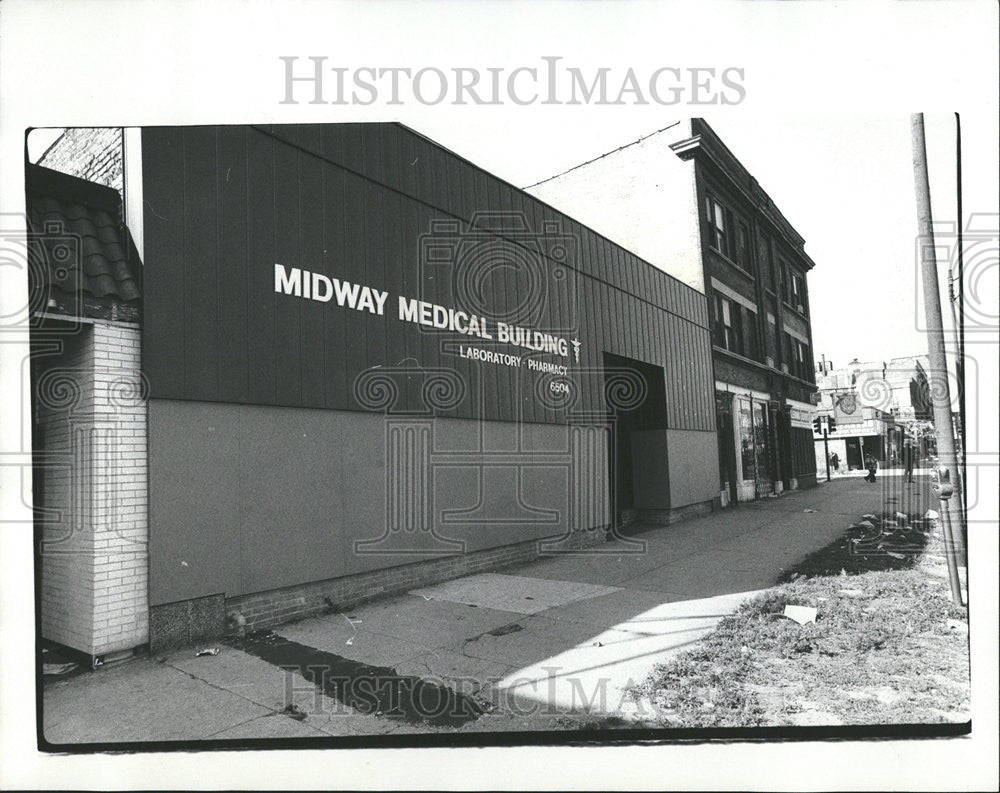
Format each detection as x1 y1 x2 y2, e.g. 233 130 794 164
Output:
37 321 148 659
90 323 148 654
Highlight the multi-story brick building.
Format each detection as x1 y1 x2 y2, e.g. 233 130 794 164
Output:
527 118 819 503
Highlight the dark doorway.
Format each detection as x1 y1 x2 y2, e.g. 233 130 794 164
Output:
602 353 669 526
715 391 737 504
846 437 863 470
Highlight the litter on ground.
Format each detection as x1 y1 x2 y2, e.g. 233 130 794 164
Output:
43 662 78 675
783 605 818 625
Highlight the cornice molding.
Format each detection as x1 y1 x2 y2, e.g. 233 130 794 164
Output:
670 121 816 272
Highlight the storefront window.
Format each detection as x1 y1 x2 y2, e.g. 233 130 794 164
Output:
716 391 734 490
737 396 774 497
753 401 773 495
739 398 756 481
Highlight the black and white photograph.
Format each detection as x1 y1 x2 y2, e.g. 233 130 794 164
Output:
1 1 997 790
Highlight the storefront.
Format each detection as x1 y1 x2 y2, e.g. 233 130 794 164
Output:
813 405 895 473
31 123 722 658
714 385 778 503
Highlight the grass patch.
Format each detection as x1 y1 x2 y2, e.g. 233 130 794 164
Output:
631 515 970 728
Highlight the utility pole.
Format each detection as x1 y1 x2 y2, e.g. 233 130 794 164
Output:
814 415 832 482
910 113 964 605
953 113 968 550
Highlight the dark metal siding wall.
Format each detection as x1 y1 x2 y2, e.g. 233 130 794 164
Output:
148 402 607 604
142 124 714 432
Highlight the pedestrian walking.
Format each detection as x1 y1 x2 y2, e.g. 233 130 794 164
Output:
902 443 915 484
830 452 840 472
864 452 878 483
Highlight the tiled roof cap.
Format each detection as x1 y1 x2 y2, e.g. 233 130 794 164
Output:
27 164 141 305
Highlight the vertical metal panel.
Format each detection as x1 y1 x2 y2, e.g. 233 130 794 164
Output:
676 317 689 428
216 126 251 403
652 268 666 315
397 197 420 411
519 195 541 414
492 181 516 423
626 251 642 304
180 128 221 400
583 260 601 414
296 125 327 408
141 127 186 400
341 168 369 407
319 126 347 410
665 315 681 428
382 189 407 395
361 128 388 386
484 176 505 423
272 126 303 407
245 127 278 405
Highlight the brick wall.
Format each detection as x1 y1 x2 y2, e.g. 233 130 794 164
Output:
90 323 148 653
37 128 123 197
37 330 97 653
37 321 148 658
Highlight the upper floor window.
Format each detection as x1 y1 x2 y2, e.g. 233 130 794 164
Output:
795 338 808 378
789 270 807 314
765 237 778 292
714 293 752 357
782 332 811 380
736 222 752 273
705 195 732 259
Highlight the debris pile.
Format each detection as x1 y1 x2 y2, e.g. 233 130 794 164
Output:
847 512 929 560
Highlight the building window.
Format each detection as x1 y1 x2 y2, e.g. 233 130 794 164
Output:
795 338 807 379
789 270 806 314
705 195 732 259
714 293 745 356
765 237 778 292
736 222 753 273
782 333 810 380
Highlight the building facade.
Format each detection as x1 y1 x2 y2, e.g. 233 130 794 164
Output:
527 118 819 504
29 123 722 659
813 355 934 470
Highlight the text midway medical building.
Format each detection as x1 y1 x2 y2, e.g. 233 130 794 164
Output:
29 123 721 660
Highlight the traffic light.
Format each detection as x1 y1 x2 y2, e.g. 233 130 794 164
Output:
813 417 822 433
828 417 837 434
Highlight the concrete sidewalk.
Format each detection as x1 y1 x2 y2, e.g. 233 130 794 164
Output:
42 476 932 743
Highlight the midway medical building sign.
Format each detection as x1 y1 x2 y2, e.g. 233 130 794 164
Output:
31 123 720 658
274 262 581 374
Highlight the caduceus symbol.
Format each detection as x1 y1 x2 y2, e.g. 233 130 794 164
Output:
571 338 581 363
